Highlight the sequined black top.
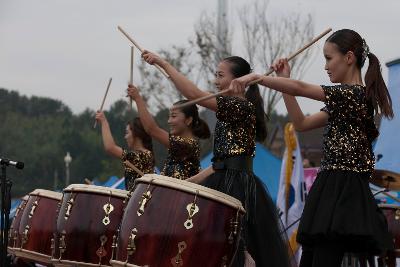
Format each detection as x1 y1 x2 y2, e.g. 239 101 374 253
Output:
213 96 256 160
122 149 155 190
161 135 201 180
320 84 378 172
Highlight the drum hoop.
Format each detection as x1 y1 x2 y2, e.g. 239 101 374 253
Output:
29 189 62 200
378 203 400 209
137 174 245 213
109 260 142 267
51 259 126 267
64 184 128 198
13 248 51 264
7 247 15 255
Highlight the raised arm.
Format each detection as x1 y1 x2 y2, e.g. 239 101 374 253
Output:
274 58 328 131
141 51 217 111
127 85 169 147
229 60 326 102
95 111 123 158
282 94 328 131
230 58 328 131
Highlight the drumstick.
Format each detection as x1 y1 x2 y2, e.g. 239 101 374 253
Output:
84 178 94 185
123 160 144 177
380 191 400 204
117 26 170 79
175 28 332 109
93 77 113 129
129 46 134 111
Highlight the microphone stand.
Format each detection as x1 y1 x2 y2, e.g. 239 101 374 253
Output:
1 163 13 267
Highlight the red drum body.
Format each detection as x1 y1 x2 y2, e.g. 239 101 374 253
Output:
14 189 62 265
379 204 400 255
111 174 245 267
51 184 128 267
8 195 29 255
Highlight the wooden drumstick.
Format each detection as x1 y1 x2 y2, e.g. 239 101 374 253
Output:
380 191 400 204
129 46 134 111
117 26 170 79
175 28 332 109
84 178 94 185
123 160 144 177
93 77 112 129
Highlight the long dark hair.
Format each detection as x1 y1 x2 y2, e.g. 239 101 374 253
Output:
173 100 211 139
326 29 394 118
128 117 154 152
223 56 268 142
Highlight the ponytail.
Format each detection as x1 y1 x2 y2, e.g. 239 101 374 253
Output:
245 84 268 142
223 55 268 142
173 100 211 140
191 118 211 139
129 118 155 165
365 53 394 119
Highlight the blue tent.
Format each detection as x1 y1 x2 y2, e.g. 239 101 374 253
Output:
374 58 400 173
200 143 282 202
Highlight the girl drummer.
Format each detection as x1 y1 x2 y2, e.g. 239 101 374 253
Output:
127 85 210 180
95 112 155 190
229 29 394 267
141 52 291 267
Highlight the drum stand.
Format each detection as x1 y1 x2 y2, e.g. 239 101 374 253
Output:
371 188 399 267
1 163 13 267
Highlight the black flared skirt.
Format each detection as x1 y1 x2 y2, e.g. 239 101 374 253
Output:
201 168 291 267
297 170 393 254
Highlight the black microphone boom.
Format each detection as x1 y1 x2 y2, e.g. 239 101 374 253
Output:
0 158 24 169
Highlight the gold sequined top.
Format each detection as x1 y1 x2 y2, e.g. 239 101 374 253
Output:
214 96 256 160
320 84 378 172
122 149 155 190
161 135 201 180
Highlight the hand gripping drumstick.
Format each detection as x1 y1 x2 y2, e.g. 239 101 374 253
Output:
117 26 170 79
123 160 144 177
93 77 113 129
175 28 332 109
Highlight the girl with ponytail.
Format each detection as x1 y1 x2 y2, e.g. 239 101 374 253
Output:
230 29 393 267
142 52 291 267
95 113 155 191
127 85 210 181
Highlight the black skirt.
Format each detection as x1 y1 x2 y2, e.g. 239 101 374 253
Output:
201 164 291 267
297 170 393 254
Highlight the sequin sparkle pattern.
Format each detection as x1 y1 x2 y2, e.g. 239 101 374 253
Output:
122 149 155 190
320 84 378 172
161 135 201 180
213 96 256 160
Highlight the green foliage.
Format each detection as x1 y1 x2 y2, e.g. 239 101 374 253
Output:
0 89 138 197
1 88 286 198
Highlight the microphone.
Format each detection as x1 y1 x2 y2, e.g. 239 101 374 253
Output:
0 158 24 169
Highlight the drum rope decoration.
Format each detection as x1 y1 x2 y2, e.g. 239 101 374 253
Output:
51 184 129 267
13 189 62 265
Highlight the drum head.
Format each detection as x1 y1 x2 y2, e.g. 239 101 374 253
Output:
378 203 400 209
29 189 62 200
137 174 245 212
64 184 128 198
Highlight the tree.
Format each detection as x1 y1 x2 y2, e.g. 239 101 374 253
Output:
238 0 316 117
137 46 196 113
135 0 315 120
